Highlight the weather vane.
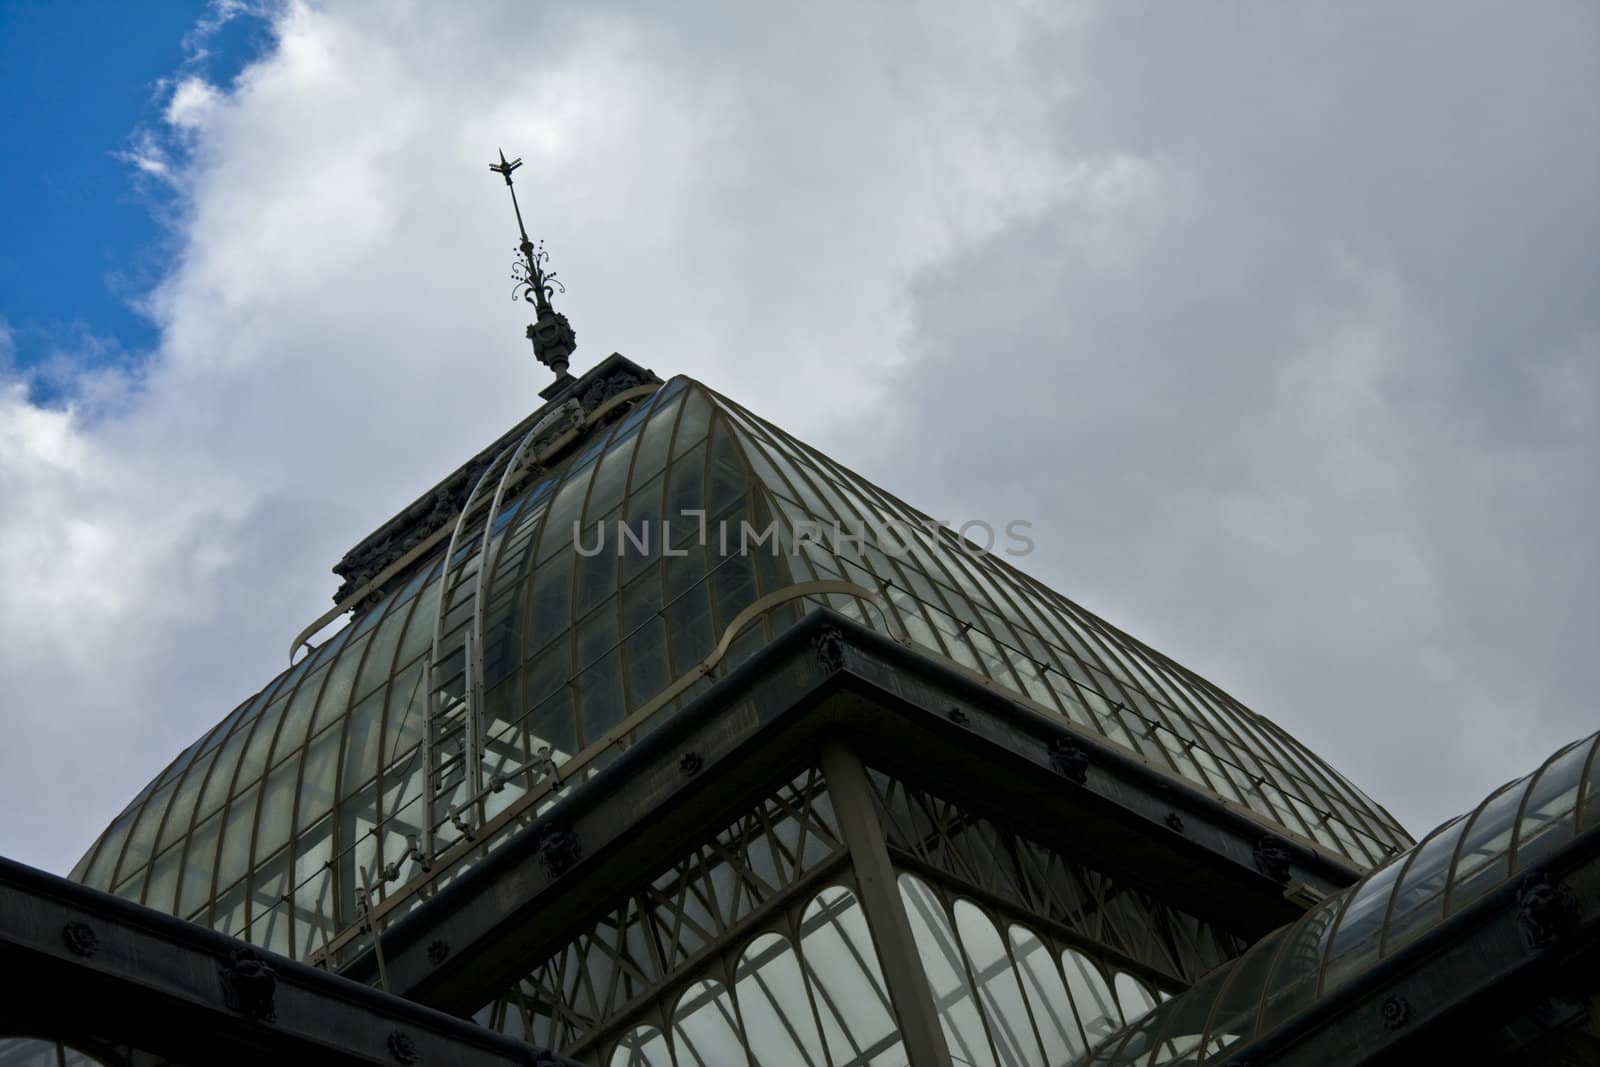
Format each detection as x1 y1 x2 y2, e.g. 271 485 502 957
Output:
490 148 577 393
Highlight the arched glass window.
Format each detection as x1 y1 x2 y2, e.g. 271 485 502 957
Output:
1111 971 1157 1026
899 874 995 1066
798 885 904 1066
1007 924 1086 1064
953 900 1043 1066
609 1025 670 1067
733 932 826 1066
670 979 742 1066
1060 948 1121 1051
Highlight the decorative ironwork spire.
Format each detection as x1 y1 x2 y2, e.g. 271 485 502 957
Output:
490 148 576 393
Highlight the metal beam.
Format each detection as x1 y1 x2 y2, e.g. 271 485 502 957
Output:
820 738 956 1067
0 856 576 1066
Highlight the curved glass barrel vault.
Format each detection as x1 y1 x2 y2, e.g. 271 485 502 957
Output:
1070 731 1600 1065
72 375 1412 964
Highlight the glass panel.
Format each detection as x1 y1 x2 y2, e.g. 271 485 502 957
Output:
673 388 712 454
271 674 323 768
631 395 682 490
253 758 298 866
1378 816 1468 955
528 551 575 650
144 840 183 912
536 467 593 564
341 688 386 796
214 784 260 893
1258 898 1341 1031
1512 736 1595 872
1113 972 1158 1026
83 810 134 889
899 874 996 1067
310 630 369 737
250 849 291 956
233 701 286 795
584 432 638 523
1007 925 1085 1065
156 747 215 851
1582 742 1600 834
354 596 413 703
197 717 254 821
383 657 427 766
610 1026 672 1067
115 779 174 882
1199 929 1286 1058
954 900 1044 1067
1060 949 1121 1051
294 816 335 959
671 979 746 1067
799 886 905 1067
1137 961 1231 1065
178 811 222 918
1441 777 1533 915
734 932 827 1066
1319 856 1407 990
297 725 342 833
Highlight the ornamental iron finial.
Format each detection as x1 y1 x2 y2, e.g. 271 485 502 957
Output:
490 148 577 391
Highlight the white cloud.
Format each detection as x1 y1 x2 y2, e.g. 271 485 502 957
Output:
0 0 1104 872
2 0 1596 874
118 128 173 180
165 77 223 131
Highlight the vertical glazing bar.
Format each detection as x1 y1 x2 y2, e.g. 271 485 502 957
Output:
421 660 437 860
818 738 955 1067
357 862 390 992
464 626 483 822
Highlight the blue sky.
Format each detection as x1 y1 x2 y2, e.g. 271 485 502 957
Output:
0 0 265 397
0 1 1594 879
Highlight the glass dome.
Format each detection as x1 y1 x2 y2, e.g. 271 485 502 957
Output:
72 375 1413 962
1068 730 1600 1065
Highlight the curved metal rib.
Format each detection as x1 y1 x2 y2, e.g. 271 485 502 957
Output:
422 449 519 856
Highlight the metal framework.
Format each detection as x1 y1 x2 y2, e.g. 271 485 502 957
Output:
65 355 1534 1064
332 611 1346 1007
1073 732 1600 1065
73 367 1411 990
0 855 577 1066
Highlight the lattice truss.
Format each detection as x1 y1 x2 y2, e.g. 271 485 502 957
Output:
483 768 847 1050
868 769 1249 986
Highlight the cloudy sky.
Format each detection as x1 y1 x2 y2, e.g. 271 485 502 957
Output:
1 0 1595 876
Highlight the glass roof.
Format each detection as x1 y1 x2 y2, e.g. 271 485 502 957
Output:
1067 731 1600 1065
71 375 1413 962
